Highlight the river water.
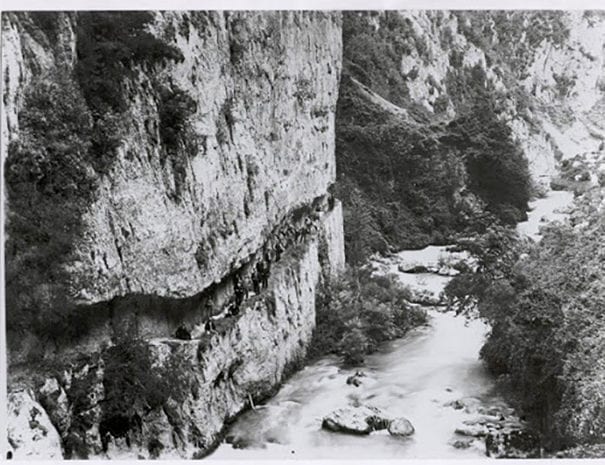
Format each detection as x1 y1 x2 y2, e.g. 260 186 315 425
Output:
210 190 574 460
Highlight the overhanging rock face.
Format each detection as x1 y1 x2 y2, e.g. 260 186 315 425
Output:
16 236 328 459
2 11 342 308
73 12 343 305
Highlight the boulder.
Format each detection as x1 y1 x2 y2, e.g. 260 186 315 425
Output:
477 405 514 417
451 438 474 449
38 377 72 435
7 388 63 459
455 425 489 438
399 264 430 274
322 406 392 435
445 397 481 413
462 414 503 428
346 371 366 387
437 266 460 276
387 418 415 437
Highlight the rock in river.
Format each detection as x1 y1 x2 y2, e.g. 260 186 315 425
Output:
451 438 474 449
388 418 415 437
322 406 415 438
455 425 489 438
322 406 392 435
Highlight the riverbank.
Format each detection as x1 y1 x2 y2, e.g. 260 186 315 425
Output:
476 184 605 453
210 186 577 459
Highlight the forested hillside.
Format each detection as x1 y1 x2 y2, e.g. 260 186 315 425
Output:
335 11 581 263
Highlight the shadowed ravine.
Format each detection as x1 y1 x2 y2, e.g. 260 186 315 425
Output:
210 189 575 459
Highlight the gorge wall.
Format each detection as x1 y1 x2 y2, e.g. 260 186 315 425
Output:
3 11 344 458
337 10 605 262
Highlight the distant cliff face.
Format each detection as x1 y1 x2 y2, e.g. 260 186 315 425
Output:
336 11 605 261
397 10 605 180
4 11 344 459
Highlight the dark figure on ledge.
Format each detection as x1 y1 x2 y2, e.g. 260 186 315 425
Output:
234 275 245 307
175 325 192 340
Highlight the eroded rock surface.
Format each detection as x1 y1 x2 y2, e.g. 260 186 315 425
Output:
7 388 63 460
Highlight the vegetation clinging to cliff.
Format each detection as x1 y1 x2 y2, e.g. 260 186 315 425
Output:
5 70 96 336
75 12 184 114
444 65 531 224
454 11 570 79
342 11 414 106
5 12 196 338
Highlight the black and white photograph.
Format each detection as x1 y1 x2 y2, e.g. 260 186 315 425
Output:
2 3 605 460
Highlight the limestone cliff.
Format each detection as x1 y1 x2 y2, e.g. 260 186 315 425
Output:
6 9 604 460
3 11 341 336
3 11 344 459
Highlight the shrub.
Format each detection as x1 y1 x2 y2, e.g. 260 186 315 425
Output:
553 73 576 99
309 266 427 365
75 11 183 114
293 78 315 105
5 70 96 335
157 84 198 200
158 85 197 156
100 335 193 446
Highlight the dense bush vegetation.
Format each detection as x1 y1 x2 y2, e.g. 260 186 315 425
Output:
59 332 193 457
74 11 184 172
158 84 199 199
336 76 470 262
5 71 96 336
308 267 427 365
75 12 183 114
443 65 531 224
100 336 192 449
342 12 417 106
445 190 605 450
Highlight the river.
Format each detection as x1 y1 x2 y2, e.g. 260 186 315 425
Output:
210 189 574 459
